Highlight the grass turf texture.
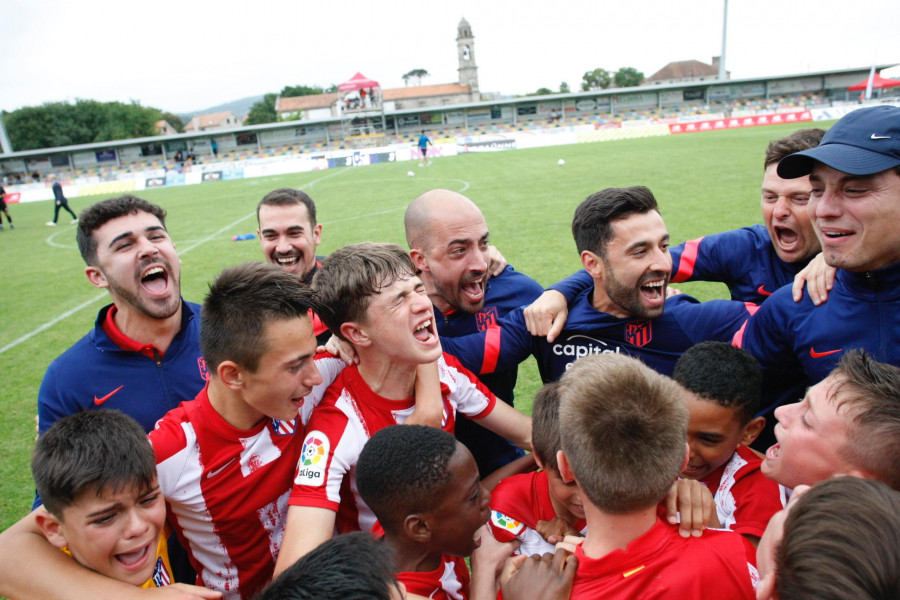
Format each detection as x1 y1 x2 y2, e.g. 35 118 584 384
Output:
0 122 822 529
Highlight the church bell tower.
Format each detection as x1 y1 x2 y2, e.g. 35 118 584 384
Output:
456 18 479 93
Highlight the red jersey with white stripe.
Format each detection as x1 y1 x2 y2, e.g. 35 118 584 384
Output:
399 555 471 600
698 445 787 539
289 353 496 535
150 355 344 600
570 518 757 599
489 470 587 556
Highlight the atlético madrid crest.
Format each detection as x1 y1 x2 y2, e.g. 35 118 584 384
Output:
625 319 652 347
475 306 499 331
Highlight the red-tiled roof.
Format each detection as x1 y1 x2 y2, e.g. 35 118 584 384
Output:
277 93 339 112
646 60 718 82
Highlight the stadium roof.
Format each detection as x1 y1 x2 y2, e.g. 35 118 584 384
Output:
276 82 472 113
383 83 471 100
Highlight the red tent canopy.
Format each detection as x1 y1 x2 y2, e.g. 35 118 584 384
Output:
338 72 380 93
847 73 900 91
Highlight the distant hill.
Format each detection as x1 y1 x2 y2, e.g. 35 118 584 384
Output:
178 94 263 121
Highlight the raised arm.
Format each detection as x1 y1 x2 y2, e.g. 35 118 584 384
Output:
476 400 532 452
522 270 592 342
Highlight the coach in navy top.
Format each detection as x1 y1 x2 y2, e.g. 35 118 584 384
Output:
544 129 826 312
406 189 543 475
738 105 900 417
670 128 825 303
440 186 753 383
38 195 207 437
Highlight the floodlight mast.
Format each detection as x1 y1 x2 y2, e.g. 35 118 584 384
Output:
0 118 12 154
719 0 728 81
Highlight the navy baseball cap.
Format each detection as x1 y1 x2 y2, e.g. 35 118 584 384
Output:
777 105 900 178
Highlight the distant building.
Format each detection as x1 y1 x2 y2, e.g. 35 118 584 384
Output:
183 111 241 132
155 120 179 135
274 18 480 122
276 94 338 122
645 57 729 85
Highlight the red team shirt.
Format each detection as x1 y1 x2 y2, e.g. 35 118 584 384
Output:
488 470 587 556
289 353 497 535
150 356 344 600
698 445 786 539
399 555 471 600
569 518 758 600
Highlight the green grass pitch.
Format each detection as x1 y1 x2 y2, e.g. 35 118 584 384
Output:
0 121 821 528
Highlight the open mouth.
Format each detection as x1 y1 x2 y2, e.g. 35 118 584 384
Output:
820 228 853 243
460 276 486 303
681 464 706 478
140 265 169 295
413 319 436 343
766 443 781 461
115 542 151 568
274 254 300 268
570 502 586 519
639 277 666 305
773 226 800 251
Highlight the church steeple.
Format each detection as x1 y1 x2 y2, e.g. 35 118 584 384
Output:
456 17 478 92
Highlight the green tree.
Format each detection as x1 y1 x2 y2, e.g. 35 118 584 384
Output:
560 82 570 93
280 84 325 97
3 100 160 151
402 69 430 86
581 68 612 91
614 67 645 88
246 93 278 125
534 87 554 96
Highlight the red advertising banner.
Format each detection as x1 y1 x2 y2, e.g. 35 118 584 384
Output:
668 111 813 134
5 192 21 204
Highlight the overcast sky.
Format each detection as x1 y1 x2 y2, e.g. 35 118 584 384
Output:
2 0 898 115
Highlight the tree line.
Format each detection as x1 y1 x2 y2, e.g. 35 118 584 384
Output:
3 67 646 151
527 66 645 96
1 100 184 152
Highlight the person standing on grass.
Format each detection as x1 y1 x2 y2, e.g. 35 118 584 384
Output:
0 183 14 230
45 173 78 226
418 130 433 166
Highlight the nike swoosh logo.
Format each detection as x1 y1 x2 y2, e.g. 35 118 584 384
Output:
94 385 124 405
810 347 842 359
870 134 891 140
757 284 773 297
206 458 236 479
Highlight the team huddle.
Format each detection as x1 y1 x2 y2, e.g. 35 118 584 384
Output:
1 106 898 600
